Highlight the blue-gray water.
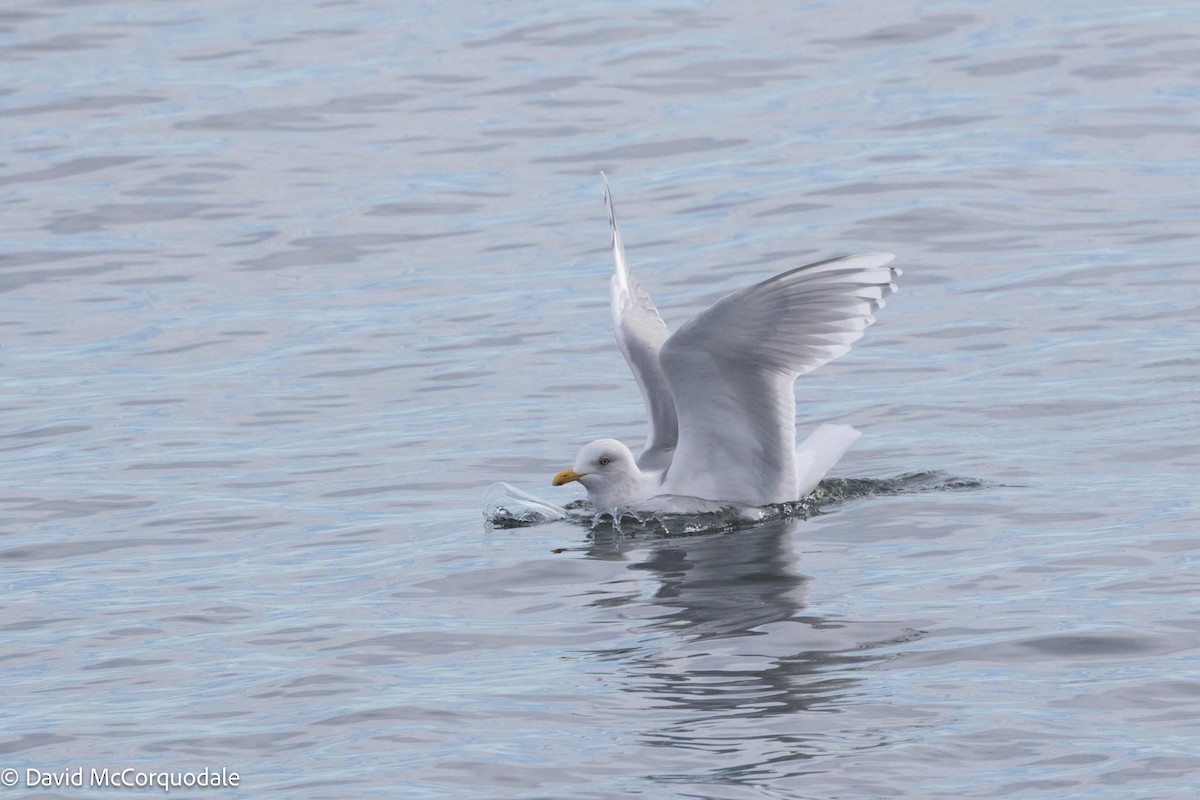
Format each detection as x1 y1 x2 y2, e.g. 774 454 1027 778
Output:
4 1 1199 797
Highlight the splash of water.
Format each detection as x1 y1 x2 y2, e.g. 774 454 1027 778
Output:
482 482 570 527
484 471 987 535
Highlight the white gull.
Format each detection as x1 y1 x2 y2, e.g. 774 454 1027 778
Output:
553 176 898 514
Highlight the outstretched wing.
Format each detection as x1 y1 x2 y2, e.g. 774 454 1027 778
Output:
603 174 678 471
657 253 898 505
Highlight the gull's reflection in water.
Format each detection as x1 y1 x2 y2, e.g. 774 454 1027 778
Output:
582 518 921 787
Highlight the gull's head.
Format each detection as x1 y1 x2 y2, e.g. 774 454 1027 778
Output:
552 438 645 512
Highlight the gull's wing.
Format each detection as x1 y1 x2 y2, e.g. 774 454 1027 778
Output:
657 254 898 506
604 174 678 471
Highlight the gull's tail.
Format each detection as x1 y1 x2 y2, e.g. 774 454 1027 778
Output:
795 424 862 499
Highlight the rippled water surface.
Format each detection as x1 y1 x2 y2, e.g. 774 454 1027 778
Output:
4 1 1199 797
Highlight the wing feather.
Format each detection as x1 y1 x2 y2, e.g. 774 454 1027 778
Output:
603 174 678 471
657 253 898 505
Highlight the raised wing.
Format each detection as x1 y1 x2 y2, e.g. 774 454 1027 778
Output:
603 174 678 472
657 253 898 505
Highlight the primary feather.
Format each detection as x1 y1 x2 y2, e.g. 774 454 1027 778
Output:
604 173 677 472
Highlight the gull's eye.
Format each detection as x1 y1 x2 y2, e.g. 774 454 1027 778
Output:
598 456 611 467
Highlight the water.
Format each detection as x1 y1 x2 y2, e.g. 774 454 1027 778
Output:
3 0 1199 797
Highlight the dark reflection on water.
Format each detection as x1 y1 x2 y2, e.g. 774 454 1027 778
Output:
581 522 924 790
594 522 812 640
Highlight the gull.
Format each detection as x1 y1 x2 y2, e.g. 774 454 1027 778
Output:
552 175 898 514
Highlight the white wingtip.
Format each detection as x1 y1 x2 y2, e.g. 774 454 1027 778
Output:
603 173 629 285
601 171 613 224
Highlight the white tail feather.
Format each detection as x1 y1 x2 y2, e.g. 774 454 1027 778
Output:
795 424 862 498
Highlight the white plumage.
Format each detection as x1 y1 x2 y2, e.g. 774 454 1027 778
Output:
553 175 898 513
